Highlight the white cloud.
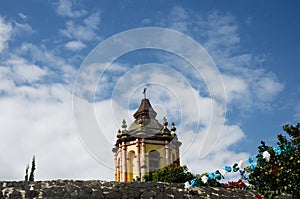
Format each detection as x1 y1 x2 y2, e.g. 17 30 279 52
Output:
0 15 34 53
222 74 249 103
84 12 101 30
6 56 47 83
65 40 86 51
181 125 249 175
169 6 189 33
0 50 111 180
16 42 76 85
202 11 240 54
254 75 284 101
55 0 87 18
0 66 15 94
73 62 129 101
18 43 61 65
164 7 284 111
0 44 79 148
0 84 110 180
13 22 34 35
18 13 27 20
0 16 13 52
60 12 101 41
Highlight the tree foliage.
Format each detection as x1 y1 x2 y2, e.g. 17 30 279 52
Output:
248 123 300 198
143 165 194 183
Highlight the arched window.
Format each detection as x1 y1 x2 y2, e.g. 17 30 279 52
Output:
149 150 160 172
127 151 136 182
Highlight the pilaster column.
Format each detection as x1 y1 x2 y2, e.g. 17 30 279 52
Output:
136 139 141 179
165 140 170 166
176 144 180 166
122 142 127 182
140 140 146 181
114 150 118 181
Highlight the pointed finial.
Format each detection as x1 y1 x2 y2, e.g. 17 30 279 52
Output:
171 122 176 132
162 117 171 136
163 117 168 127
119 120 129 138
121 119 127 129
171 122 176 136
117 129 121 138
143 88 147 99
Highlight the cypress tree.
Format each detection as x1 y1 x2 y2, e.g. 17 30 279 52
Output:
24 164 29 181
29 156 35 182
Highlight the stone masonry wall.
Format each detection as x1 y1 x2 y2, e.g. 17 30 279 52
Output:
0 180 284 199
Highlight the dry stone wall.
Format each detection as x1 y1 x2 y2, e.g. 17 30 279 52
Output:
0 180 281 199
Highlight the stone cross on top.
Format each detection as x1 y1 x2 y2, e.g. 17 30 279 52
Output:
143 88 147 99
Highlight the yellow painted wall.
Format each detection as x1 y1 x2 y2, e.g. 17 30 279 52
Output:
126 145 137 152
114 141 180 182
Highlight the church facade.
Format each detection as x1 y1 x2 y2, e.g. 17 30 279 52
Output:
112 97 182 182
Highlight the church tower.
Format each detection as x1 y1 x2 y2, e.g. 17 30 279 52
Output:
112 92 182 182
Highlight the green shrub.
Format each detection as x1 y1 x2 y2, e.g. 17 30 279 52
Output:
143 165 194 183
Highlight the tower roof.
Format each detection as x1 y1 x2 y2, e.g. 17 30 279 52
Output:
114 96 180 146
128 98 163 136
133 98 157 119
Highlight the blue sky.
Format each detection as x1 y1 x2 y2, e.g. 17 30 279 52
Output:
0 0 299 180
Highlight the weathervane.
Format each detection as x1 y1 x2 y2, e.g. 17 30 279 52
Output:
143 88 147 99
